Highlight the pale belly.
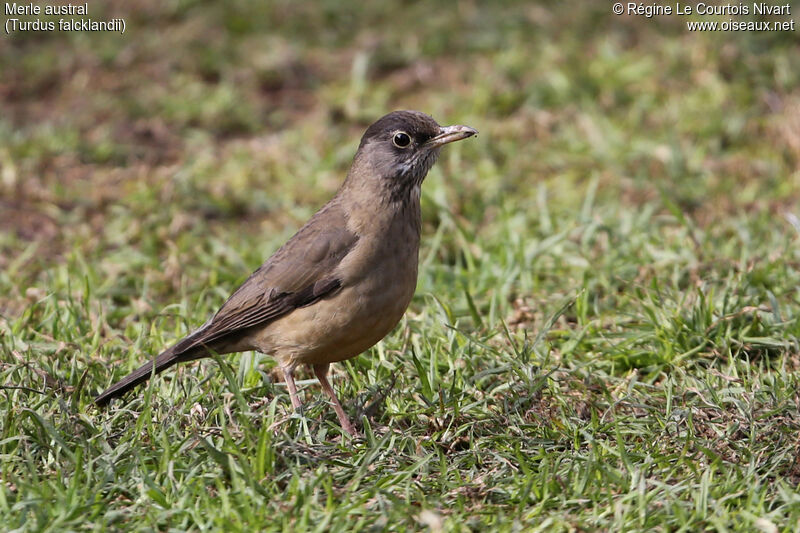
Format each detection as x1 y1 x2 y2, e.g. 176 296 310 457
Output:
250 256 418 369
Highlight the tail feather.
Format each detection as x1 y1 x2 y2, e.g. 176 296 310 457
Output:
95 348 182 406
95 323 241 406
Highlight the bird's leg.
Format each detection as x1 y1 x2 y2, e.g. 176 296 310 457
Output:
282 366 302 410
313 363 356 435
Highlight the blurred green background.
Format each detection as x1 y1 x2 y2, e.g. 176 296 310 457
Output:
2 1 798 288
2 1 800 530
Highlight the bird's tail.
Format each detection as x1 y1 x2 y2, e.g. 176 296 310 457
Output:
95 346 185 406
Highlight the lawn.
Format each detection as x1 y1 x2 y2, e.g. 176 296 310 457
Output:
2 1 800 530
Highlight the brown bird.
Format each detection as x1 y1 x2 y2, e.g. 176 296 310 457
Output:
95 110 477 434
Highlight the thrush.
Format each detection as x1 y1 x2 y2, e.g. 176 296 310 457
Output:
95 110 477 434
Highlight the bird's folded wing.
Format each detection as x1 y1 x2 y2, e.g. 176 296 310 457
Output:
178 201 358 350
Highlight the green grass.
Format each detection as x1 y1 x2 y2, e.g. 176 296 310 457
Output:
2 1 800 530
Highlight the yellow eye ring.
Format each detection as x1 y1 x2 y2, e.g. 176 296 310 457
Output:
392 131 411 148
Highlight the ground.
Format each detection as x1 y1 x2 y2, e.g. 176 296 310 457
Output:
1 1 800 531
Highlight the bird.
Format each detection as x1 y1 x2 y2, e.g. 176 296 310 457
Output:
95 110 477 435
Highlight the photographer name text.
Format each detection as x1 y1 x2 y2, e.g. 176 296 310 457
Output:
612 2 795 31
623 2 789 17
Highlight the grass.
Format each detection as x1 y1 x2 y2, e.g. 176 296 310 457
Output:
2 0 800 530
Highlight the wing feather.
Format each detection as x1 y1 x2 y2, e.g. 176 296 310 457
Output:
178 199 357 353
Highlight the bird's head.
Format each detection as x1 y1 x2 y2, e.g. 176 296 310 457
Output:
349 110 477 204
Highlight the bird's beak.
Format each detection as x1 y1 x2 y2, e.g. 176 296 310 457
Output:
426 124 478 148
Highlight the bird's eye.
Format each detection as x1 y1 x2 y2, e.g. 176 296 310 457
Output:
392 132 411 148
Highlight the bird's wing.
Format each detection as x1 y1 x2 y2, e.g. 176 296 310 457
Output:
176 200 358 352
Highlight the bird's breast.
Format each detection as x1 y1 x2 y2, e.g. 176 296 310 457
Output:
253 210 422 367
333 214 421 326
